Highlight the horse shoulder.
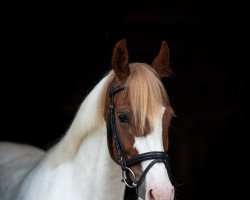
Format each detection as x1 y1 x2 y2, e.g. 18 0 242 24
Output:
0 142 45 200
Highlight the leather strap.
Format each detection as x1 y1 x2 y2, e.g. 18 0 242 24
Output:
126 151 168 167
107 77 126 167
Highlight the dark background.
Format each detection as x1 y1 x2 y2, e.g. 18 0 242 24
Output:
1 1 243 199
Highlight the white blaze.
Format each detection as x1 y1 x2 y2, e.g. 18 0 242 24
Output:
134 106 174 199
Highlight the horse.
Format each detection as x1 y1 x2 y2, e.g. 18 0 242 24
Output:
0 39 175 200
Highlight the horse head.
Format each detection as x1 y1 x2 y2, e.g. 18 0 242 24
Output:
104 39 175 200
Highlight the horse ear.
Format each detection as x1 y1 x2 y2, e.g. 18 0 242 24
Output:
151 41 173 78
111 39 130 81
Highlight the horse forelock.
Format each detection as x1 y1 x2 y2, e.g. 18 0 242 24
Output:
126 63 169 134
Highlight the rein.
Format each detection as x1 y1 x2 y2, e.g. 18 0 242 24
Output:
107 77 170 193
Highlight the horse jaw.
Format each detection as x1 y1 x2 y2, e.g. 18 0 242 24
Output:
134 106 174 200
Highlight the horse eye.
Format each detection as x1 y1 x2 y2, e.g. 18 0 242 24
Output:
118 113 129 124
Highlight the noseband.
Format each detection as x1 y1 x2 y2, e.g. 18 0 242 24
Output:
107 77 170 193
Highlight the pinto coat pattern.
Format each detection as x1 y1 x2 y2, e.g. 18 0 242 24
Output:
0 40 174 200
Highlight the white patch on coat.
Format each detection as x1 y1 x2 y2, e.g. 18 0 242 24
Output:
0 74 125 200
134 106 174 199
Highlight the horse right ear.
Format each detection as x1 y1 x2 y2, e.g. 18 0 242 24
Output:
151 41 173 78
111 39 130 81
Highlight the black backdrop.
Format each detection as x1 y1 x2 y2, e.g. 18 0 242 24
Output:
1 1 243 199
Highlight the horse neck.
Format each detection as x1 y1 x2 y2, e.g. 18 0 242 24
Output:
18 126 124 200
17 74 125 200
70 125 125 200
52 75 109 165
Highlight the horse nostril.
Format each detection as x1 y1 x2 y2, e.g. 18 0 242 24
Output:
147 187 174 200
149 189 155 200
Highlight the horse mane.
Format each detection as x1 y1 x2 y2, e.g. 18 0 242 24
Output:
52 63 169 165
52 73 113 165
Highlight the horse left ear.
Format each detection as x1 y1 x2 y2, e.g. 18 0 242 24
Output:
111 39 130 81
151 41 173 78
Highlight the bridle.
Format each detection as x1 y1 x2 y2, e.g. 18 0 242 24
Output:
107 77 170 194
